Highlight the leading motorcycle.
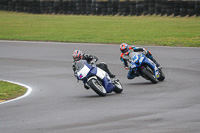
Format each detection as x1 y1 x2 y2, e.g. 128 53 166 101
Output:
74 60 123 96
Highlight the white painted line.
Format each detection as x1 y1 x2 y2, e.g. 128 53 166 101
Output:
0 80 32 105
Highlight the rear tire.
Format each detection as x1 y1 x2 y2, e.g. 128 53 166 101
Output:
88 79 107 97
141 67 158 84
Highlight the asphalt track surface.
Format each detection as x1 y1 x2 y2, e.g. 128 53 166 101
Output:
0 40 200 133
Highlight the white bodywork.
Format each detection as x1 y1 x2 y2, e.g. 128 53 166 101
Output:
77 65 90 79
96 67 108 80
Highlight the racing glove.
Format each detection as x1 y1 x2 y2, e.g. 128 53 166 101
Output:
146 50 153 59
124 66 129 70
142 48 148 55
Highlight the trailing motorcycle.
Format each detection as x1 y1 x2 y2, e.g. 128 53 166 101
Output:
127 52 165 83
74 60 123 96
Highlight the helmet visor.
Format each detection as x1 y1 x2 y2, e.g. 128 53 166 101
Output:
121 48 128 53
73 56 80 61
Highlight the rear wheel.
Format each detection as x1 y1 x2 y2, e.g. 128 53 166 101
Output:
88 79 107 96
141 66 158 84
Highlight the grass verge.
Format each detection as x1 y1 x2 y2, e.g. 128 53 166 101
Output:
0 11 200 47
0 81 27 102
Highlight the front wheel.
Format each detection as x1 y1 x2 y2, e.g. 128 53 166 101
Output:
141 66 158 84
113 79 123 94
88 78 107 96
157 68 165 81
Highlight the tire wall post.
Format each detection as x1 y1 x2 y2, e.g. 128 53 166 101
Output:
149 0 155 15
155 0 161 15
174 0 181 16
167 0 174 16
188 0 196 17
136 0 144 16
180 0 188 17
129 0 136 15
196 0 200 16
112 0 119 15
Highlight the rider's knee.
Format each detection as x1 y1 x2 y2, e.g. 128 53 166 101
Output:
98 62 108 70
127 74 135 79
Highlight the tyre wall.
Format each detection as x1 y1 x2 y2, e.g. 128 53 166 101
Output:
0 0 199 16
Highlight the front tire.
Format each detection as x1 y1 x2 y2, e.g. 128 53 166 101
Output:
113 80 123 94
157 68 165 81
88 79 107 96
141 67 158 84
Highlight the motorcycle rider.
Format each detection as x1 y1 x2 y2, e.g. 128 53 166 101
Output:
72 49 116 81
120 43 160 79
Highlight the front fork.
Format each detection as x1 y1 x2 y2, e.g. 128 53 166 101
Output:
140 64 160 79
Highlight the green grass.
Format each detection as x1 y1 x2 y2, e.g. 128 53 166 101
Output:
0 11 200 47
0 81 27 101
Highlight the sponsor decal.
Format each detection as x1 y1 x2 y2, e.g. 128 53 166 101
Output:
79 74 83 79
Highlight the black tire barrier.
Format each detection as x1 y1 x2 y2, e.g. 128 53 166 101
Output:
112 0 118 15
62 0 69 14
188 1 195 17
196 1 200 16
91 0 96 15
129 0 136 15
143 0 149 15
102 1 108 15
180 1 188 17
155 0 161 15
68 0 75 14
118 0 125 16
136 0 144 16
96 0 102 15
149 0 155 15
167 0 174 16
161 0 167 16
80 0 86 15
86 0 92 15
0 0 200 17
174 1 180 16
75 0 82 15
124 0 130 16
107 0 112 15
53 0 61 14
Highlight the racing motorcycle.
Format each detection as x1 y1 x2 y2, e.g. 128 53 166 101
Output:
127 52 165 84
74 60 123 96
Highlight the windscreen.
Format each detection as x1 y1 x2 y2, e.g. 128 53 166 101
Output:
76 60 86 71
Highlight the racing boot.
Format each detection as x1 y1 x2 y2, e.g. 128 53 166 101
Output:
104 63 116 78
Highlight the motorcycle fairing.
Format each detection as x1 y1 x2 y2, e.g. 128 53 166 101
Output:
130 54 160 78
76 60 93 80
76 60 115 93
102 76 115 93
90 67 115 93
143 57 160 78
77 65 90 80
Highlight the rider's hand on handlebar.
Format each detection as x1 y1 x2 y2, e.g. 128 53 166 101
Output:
142 50 147 55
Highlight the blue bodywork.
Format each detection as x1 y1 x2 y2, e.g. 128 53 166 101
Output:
130 53 160 78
